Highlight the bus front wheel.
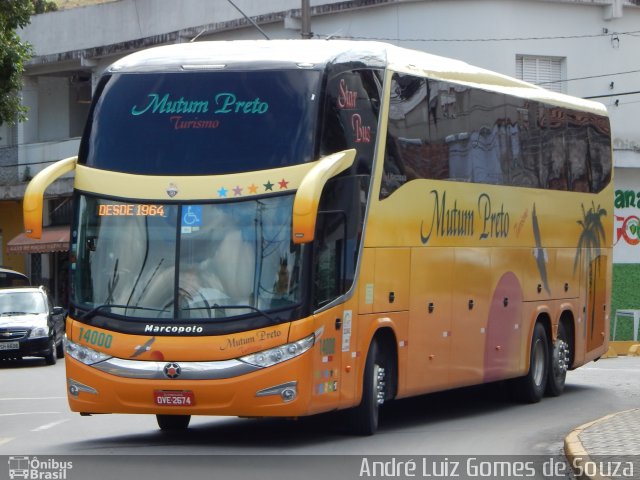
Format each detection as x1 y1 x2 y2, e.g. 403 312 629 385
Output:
511 322 549 403
350 339 386 436
156 414 191 431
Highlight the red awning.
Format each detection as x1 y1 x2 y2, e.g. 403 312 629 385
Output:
7 226 70 254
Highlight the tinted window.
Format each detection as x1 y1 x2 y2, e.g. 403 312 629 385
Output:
313 68 382 307
320 68 382 176
382 73 612 198
79 70 322 175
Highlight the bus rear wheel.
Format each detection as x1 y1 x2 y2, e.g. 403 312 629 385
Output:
546 322 571 397
511 322 549 403
156 414 191 431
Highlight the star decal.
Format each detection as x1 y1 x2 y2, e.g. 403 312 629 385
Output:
216 180 291 197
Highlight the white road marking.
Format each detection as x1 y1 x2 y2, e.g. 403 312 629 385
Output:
0 397 66 401
0 412 60 417
0 437 13 446
31 419 69 432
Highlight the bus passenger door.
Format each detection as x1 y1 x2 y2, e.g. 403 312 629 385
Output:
311 306 344 413
310 207 357 413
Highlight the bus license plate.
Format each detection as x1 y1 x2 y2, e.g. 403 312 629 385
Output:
154 390 195 406
0 342 19 351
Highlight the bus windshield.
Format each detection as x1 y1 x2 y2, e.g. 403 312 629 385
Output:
71 195 304 320
79 69 322 175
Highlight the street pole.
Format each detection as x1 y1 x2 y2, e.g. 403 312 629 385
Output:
301 0 311 39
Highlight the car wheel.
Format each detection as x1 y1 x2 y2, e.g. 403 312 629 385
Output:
56 336 65 359
44 337 57 365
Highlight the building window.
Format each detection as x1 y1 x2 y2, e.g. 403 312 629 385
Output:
30 253 42 285
49 197 73 226
516 55 564 93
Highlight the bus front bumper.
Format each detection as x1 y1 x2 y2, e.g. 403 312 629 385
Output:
64 353 315 418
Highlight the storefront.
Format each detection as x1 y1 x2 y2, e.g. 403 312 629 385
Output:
7 225 70 307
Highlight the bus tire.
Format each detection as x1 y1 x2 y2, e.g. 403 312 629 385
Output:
156 414 191 431
511 322 548 403
546 322 571 397
350 339 386 436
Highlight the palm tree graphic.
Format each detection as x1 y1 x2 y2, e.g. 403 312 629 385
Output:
574 202 608 339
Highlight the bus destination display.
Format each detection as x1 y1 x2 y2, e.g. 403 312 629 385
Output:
98 204 165 217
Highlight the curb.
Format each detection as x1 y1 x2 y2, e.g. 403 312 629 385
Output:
563 410 636 480
604 341 640 357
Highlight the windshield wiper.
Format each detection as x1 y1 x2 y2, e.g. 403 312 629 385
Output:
182 304 280 324
0 311 28 316
81 304 168 321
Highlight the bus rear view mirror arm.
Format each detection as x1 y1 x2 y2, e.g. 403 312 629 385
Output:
291 149 356 244
23 156 77 239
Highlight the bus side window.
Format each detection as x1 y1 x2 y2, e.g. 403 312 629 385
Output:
320 67 381 178
382 74 426 199
312 175 364 309
313 211 346 308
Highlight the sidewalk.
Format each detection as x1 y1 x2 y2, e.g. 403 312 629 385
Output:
564 408 640 480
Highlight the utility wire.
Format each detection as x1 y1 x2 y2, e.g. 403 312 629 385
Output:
585 90 640 99
314 31 640 98
313 30 640 42
538 69 640 86
225 0 270 40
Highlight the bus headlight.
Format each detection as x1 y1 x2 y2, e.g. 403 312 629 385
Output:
240 333 315 368
65 337 112 365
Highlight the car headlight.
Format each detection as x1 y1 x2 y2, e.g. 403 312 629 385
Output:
29 327 48 339
240 333 315 368
64 337 112 365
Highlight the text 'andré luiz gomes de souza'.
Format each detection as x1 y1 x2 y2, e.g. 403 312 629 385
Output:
358 457 635 479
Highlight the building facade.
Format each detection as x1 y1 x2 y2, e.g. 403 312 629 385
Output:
2 0 640 311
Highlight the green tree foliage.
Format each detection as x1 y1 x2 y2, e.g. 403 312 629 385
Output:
0 1 57 126
0 1 33 126
32 1 58 14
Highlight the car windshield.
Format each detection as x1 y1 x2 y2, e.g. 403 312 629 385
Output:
71 194 304 320
0 291 46 315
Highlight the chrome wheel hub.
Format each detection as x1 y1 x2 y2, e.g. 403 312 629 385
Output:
374 366 386 405
553 339 570 375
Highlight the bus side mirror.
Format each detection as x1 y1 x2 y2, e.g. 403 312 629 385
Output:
291 149 356 244
23 156 77 239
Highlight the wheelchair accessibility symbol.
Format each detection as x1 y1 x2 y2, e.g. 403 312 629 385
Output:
181 206 202 229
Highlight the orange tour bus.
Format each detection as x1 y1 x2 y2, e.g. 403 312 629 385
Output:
23 40 612 434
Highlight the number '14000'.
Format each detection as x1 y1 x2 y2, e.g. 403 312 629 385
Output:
78 327 113 349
